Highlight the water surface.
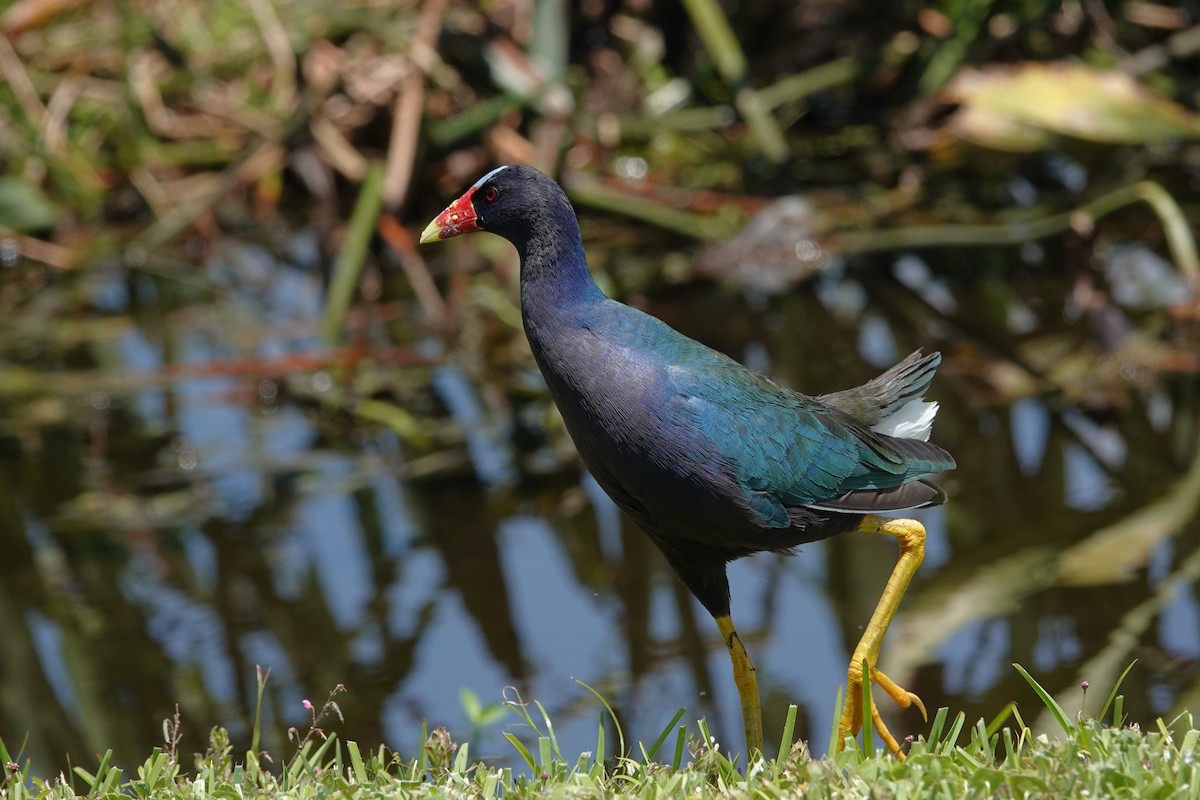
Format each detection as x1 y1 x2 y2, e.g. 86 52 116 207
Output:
1 228 1197 774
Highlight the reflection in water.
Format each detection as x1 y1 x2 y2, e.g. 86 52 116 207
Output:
0 238 1198 776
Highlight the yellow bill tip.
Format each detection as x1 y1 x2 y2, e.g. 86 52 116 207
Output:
419 220 442 245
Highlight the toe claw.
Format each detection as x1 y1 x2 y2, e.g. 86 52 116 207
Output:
840 661 928 755
909 691 928 722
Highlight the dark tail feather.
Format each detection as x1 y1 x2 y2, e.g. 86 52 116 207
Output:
881 435 957 473
818 350 941 426
805 478 947 514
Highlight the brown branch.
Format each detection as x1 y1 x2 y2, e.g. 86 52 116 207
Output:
382 0 450 214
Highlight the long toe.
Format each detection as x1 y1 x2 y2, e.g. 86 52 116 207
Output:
838 662 925 756
868 700 902 758
869 666 923 757
870 666 927 721
870 702 905 758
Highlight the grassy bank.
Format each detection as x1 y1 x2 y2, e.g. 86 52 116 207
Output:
3 669 1198 799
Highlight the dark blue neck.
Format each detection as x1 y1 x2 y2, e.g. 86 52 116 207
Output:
517 204 604 316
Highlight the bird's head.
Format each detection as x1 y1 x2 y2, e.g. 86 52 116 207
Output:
419 165 572 248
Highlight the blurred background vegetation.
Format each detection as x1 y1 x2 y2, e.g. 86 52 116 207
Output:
1 0 1199 779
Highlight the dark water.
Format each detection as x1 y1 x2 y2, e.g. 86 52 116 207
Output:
1 226 1198 776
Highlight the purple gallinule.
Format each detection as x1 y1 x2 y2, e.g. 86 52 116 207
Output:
421 165 956 757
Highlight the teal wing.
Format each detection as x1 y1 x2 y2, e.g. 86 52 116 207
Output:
667 361 953 529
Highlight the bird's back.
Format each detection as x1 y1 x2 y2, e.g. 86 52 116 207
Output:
524 295 954 554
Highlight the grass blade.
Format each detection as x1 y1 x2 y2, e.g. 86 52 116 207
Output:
250 665 270 771
1013 663 1074 734
827 684 845 757
942 712 967 754
927 706 949 746
595 714 605 769
346 740 367 783
574 679 625 758
986 702 1017 738
417 720 429 772
776 704 798 769
503 732 537 773
645 707 687 761
453 741 470 774
1001 726 1016 764
533 701 563 761
672 725 687 772
1099 660 1138 724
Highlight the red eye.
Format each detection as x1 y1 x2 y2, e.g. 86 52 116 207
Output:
484 186 499 202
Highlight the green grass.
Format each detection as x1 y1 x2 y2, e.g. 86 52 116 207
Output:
3 665 1198 799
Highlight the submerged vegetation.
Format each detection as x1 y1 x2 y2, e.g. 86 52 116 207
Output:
1 0 1199 785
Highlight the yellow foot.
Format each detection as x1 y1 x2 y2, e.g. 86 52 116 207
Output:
833 515 928 758
838 659 928 757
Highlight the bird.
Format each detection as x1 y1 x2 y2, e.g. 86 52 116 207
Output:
420 164 956 758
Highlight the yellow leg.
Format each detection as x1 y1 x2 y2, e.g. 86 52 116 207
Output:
836 516 929 758
715 614 764 756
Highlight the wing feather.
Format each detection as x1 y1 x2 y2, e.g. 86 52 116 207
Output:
667 359 954 527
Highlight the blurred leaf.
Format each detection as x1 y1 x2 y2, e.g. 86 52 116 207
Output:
354 398 432 448
460 688 506 729
942 63 1200 151
531 0 567 82
321 162 384 345
1057 432 1200 586
940 109 1057 153
0 0 90 35
918 0 994 92
1104 244 1193 310
0 176 60 232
